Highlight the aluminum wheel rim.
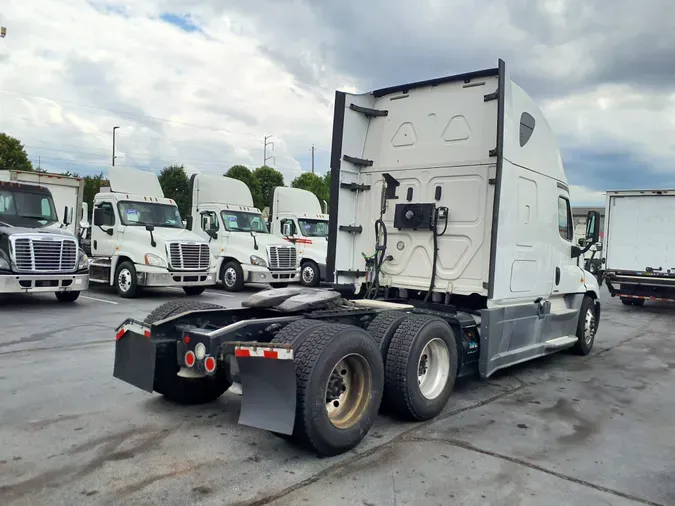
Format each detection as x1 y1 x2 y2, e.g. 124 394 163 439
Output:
224 267 237 287
325 354 371 429
117 268 132 292
417 338 450 400
584 308 596 345
302 265 315 284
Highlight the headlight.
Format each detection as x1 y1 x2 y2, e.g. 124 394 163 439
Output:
195 342 206 360
0 256 9 270
78 250 89 270
250 255 267 267
145 253 167 268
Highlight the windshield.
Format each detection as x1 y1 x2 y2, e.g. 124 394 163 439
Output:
298 218 329 237
221 210 269 233
117 201 183 228
0 189 58 223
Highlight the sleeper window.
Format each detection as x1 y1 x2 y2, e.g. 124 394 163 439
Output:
557 196 573 241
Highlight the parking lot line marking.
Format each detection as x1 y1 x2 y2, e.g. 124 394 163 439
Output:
81 295 118 305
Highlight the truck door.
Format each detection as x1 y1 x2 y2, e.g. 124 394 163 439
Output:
91 200 118 257
553 190 583 296
196 208 223 259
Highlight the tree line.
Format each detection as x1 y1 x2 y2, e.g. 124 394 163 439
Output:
0 132 332 218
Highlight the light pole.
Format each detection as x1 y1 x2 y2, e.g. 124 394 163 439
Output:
112 126 119 166
264 135 275 166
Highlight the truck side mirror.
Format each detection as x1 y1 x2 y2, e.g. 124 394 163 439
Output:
578 237 586 247
585 210 600 243
63 206 73 226
93 207 105 226
282 222 293 237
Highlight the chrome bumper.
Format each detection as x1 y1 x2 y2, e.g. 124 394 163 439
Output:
0 272 89 293
136 267 216 288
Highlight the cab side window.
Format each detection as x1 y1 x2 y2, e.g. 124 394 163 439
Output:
200 211 219 231
280 218 296 235
557 197 573 241
98 202 115 226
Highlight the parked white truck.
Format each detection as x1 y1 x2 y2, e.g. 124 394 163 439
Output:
113 59 602 457
186 173 300 291
87 167 216 298
267 186 329 287
602 189 675 305
0 177 89 301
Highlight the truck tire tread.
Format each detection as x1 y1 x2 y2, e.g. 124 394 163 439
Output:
291 324 383 456
366 310 409 358
384 315 458 421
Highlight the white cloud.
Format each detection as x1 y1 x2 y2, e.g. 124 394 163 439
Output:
569 184 605 207
0 0 352 183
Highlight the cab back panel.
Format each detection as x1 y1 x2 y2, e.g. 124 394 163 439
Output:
331 73 499 296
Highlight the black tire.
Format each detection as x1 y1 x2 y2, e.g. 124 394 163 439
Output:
183 286 206 296
144 300 224 325
271 283 289 288
153 345 231 405
55 291 80 303
221 260 245 292
384 315 458 421
300 261 320 287
621 298 633 306
145 300 230 404
632 298 645 306
284 324 384 456
572 295 597 355
366 311 409 360
269 319 332 442
115 260 138 298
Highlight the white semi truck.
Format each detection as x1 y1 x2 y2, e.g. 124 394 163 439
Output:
186 173 300 291
87 167 216 298
267 186 329 287
602 189 675 305
0 177 89 301
112 59 602 457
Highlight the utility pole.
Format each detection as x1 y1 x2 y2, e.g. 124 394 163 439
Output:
310 145 315 174
263 135 275 166
112 126 119 166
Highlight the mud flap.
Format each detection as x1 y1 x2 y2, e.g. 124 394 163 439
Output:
113 331 157 393
237 355 297 435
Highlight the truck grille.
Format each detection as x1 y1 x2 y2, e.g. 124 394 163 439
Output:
268 246 297 270
167 242 210 271
11 236 78 273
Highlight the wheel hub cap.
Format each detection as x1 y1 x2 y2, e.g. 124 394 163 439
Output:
118 269 131 292
417 338 450 400
302 266 314 283
224 268 236 287
325 354 371 429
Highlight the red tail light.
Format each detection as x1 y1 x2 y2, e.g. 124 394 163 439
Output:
204 356 216 373
185 351 196 368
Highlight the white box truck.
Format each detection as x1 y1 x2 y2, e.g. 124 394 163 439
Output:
0 177 89 301
87 167 216 298
267 186 329 287
112 59 602 457
1 170 86 237
602 189 675 305
186 173 300 291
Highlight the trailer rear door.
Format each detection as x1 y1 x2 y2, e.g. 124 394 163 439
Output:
606 192 675 272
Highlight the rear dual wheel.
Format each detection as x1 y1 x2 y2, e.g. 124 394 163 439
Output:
271 320 384 456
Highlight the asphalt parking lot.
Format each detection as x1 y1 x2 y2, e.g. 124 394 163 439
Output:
1 286 674 506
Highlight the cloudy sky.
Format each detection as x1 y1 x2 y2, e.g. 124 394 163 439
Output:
1 0 673 205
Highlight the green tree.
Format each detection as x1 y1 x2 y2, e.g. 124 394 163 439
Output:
158 164 190 217
291 171 330 205
225 165 263 209
82 173 109 216
0 133 34 172
254 165 285 209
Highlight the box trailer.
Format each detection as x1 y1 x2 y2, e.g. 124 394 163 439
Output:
603 189 675 305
